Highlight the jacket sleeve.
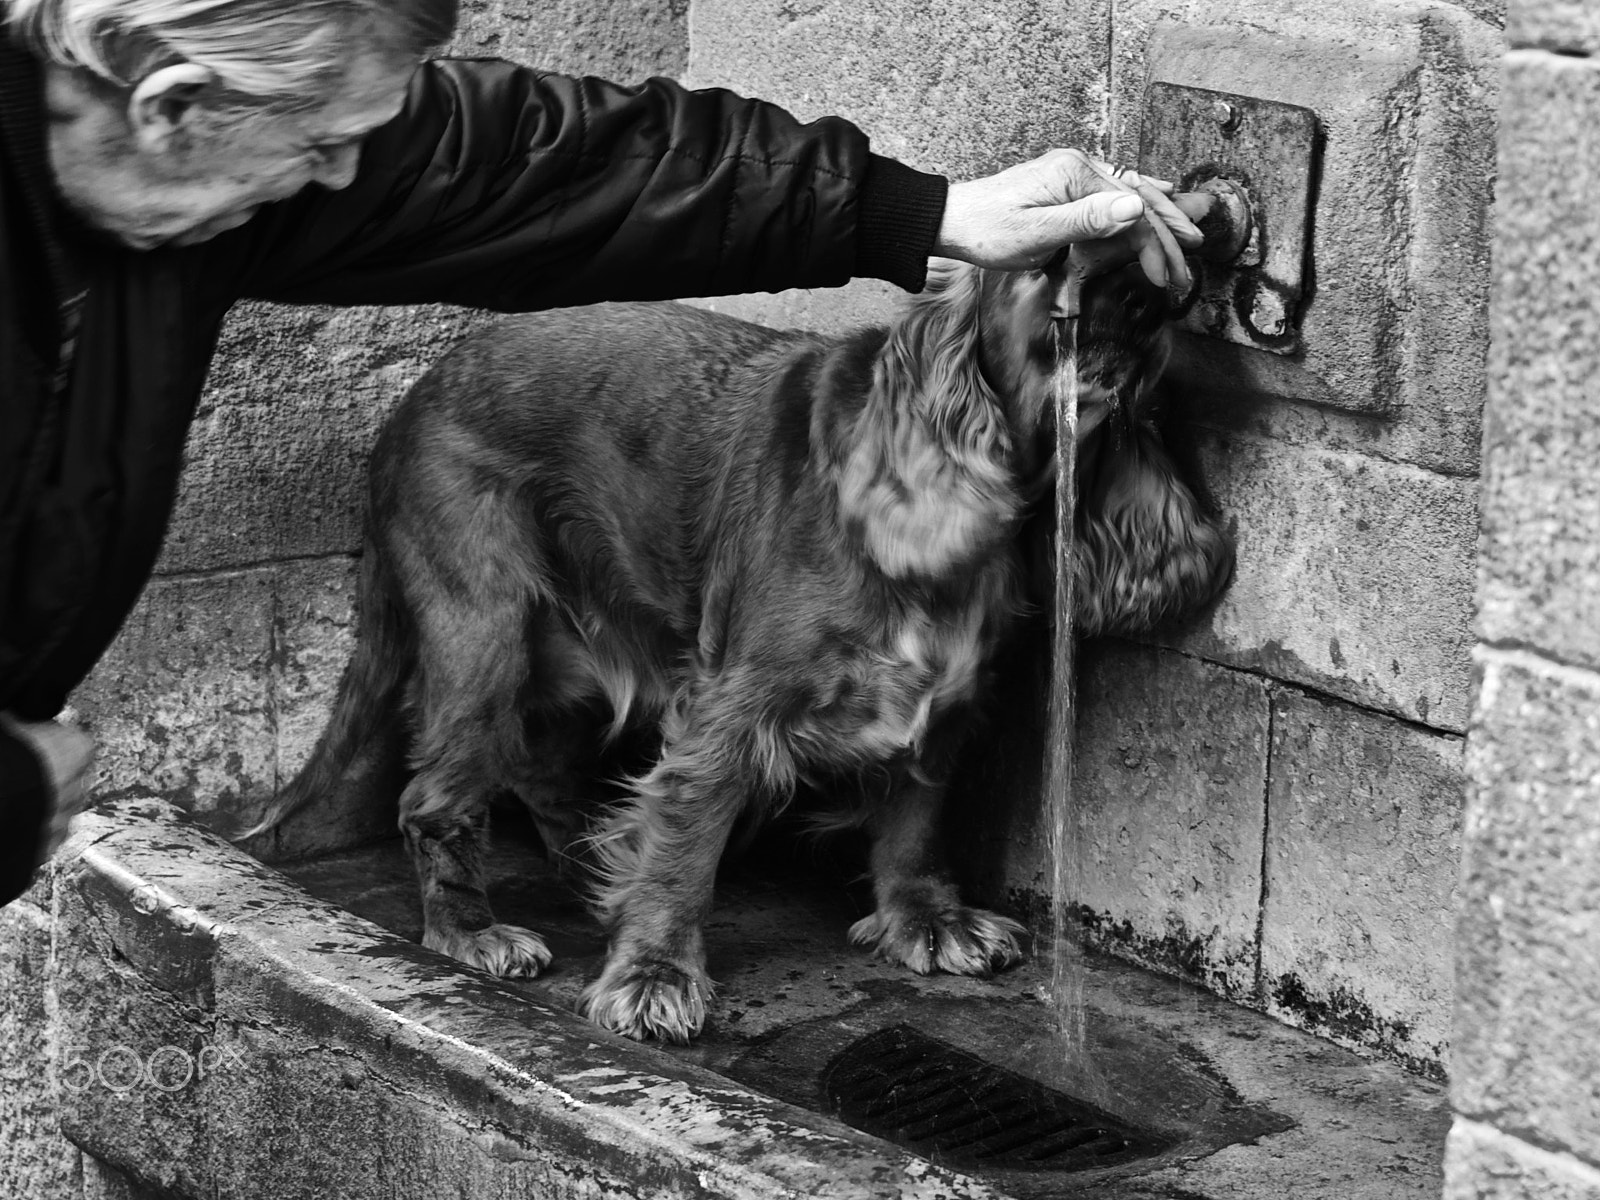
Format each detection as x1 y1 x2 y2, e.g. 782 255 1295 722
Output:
226 59 948 309
0 727 49 908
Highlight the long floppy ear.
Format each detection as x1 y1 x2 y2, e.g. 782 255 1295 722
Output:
835 261 1019 578
1073 410 1234 637
875 260 1009 453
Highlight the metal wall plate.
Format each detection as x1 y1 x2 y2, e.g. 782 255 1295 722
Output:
1138 82 1318 355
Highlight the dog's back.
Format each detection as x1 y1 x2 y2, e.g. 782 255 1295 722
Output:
380 303 834 639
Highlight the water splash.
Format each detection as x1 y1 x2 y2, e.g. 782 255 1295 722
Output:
1046 277 1088 1067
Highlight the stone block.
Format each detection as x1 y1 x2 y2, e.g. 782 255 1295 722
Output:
0 901 80 1200
688 0 1111 180
83 1157 167 1200
1161 431 1478 732
1477 53 1600 673
271 559 359 784
1456 649 1600 1164
685 0 1110 332
1452 0 1507 25
1112 0 1500 474
69 570 278 823
1445 1120 1600 1200
264 559 402 861
67 560 396 857
54 858 249 1200
160 304 491 574
686 279 905 344
1508 2 1600 53
1261 689 1464 1076
157 0 691 579
1067 641 1270 1000
451 0 689 80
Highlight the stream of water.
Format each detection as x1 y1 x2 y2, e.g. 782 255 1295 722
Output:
1046 283 1088 1067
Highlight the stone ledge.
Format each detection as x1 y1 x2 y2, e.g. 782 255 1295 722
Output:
1444 1120 1600 1200
8 797 1455 1200
0 901 81 1200
43 800 1002 1200
1507 4 1600 54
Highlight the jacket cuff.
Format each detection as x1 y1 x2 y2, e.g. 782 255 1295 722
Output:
854 154 948 294
0 727 51 908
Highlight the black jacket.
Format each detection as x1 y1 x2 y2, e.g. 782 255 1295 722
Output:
0 44 948 905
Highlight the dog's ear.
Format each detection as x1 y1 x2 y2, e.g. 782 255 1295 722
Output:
1073 411 1234 637
835 261 1021 578
875 259 1009 456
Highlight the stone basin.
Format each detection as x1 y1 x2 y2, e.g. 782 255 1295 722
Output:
41 797 1450 1199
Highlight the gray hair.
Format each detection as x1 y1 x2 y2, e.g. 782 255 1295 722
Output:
5 0 457 101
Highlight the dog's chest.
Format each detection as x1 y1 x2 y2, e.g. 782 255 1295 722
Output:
838 600 992 760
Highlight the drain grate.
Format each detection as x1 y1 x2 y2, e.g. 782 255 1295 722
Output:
822 1024 1167 1172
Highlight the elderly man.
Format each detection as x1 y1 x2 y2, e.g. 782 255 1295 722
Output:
0 0 1198 906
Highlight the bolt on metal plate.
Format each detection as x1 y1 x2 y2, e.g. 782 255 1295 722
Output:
1138 82 1318 355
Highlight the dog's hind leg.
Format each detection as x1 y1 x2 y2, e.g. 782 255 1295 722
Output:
400 776 551 977
399 595 566 980
850 738 1026 977
578 717 755 1043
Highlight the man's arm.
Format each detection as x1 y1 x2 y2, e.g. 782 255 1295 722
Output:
221 60 949 309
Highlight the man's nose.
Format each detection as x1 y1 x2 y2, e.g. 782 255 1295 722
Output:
313 142 362 190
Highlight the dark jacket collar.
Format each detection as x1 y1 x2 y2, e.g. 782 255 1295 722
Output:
0 35 87 336
0 38 51 193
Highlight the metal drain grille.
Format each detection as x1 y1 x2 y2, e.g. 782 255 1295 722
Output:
822 1024 1165 1172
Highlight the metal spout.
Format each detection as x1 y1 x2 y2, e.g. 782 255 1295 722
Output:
1177 177 1253 264
1047 178 1255 319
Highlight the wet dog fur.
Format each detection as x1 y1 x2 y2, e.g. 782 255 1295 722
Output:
248 261 1232 1043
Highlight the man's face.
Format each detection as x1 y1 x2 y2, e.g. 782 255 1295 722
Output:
49 50 416 251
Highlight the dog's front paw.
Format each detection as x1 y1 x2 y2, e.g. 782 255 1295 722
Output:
424 922 553 979
578 957 713 1044
850 904 1026 977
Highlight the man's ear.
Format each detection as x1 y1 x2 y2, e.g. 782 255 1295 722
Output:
127 63 217 153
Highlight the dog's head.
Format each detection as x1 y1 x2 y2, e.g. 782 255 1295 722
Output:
886 260 1173 479
838 256 1201 587
977 261 1172 454
873 258 1230 632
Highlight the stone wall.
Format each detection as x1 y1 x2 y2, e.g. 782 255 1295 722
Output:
685 0 1500 1079
1076 0 1497 1078
1445 1 1600 1194
40 0 1504 1101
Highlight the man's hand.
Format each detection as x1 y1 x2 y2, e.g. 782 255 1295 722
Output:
933 148 1204 287
1 714 95 865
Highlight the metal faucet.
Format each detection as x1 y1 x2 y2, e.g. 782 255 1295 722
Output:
1047 170 1254 321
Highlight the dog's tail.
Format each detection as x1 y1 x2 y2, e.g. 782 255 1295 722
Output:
238 540 411 842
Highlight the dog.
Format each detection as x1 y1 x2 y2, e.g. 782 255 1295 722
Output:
247 259 1232 1043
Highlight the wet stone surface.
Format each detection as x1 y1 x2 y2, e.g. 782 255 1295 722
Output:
283 816 1452 1199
